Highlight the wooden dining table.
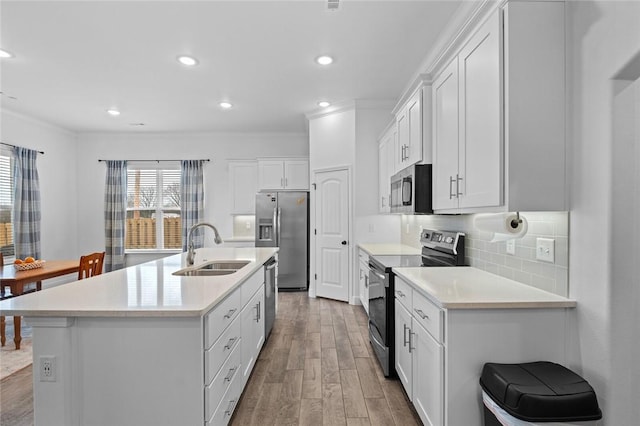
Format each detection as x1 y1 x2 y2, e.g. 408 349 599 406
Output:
0 260 79 349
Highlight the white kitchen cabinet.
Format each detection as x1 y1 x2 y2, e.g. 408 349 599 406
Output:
358 249 370 314
433 10 501 211
394 273 570 425
432 2 566 213
378 123 395 213
433 58 460 211
258 158 309 190
394 299 413 392
395 88 424 171
394 281 444 426
241 286 265 387
229 160 258 214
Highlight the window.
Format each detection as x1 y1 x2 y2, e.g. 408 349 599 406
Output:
0 150 14 258
126 163 181 250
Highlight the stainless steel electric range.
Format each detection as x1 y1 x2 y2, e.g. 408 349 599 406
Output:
368 229 465 377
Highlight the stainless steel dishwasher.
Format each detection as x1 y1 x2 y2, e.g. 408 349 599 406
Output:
264 257 277 340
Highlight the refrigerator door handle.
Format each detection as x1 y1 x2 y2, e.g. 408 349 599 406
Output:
272 207 278 244
277 208 281 246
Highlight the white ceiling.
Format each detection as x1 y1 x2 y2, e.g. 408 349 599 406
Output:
0 1 462 134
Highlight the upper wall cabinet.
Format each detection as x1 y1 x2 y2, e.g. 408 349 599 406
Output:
258 158 309 191
229 160 258 214
432 1 566 213
395 87 428 173
378 124 396 213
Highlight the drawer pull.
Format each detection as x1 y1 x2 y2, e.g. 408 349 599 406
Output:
224 366 238 383
224 398 238 417
396 290 405 298
224 337 238 350
223 308 237 319
414 309 429 320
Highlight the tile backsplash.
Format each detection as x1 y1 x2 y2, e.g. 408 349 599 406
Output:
401 212 569 297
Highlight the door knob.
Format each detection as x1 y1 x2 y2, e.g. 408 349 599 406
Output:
341 240 348 245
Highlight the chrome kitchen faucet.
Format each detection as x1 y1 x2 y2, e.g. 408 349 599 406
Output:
186 222 223 266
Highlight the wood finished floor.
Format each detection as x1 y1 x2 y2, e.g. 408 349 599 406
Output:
230 292 421 426
0 292 420 426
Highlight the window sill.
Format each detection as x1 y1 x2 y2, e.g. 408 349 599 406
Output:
125 249 182 255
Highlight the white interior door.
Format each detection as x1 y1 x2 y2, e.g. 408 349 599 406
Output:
314 168 349 302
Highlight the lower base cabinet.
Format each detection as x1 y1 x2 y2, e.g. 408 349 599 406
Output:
395 298 443 426
394 276 570 425
204 266 267 425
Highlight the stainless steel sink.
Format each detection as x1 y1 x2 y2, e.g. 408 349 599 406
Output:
173 269 236 277
199 260 251 270
172 259 251 277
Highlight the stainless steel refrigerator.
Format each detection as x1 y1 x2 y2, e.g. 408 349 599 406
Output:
255 192 309 290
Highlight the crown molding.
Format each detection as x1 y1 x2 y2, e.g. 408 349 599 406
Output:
305 99 395 121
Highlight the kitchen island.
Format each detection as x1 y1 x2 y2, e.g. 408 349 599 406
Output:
0 247 278 426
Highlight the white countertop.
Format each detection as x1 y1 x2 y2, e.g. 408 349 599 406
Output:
358 243 421 256
393 266 576 309
0 247 278 318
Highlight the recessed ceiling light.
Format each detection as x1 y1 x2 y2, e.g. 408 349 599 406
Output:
316 55 334 66
219 102 233 109
106 109 121 116
177 55 198 66
0 49 14 59
318 101 331 108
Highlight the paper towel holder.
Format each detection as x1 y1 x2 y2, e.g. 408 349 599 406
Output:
510 212 523 229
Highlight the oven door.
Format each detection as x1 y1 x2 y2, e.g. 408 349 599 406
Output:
368 266 390 376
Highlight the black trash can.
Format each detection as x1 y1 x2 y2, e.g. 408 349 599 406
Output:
480 361 602 425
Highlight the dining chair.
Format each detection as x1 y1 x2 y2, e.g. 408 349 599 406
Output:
78 252 106 280
0 252 5 346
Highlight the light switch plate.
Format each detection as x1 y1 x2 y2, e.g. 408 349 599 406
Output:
506 239 516 255
536 238 555 263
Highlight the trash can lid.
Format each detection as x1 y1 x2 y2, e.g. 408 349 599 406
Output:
480 361 602 422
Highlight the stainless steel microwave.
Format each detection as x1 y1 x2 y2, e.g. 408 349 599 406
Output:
390 164 433 214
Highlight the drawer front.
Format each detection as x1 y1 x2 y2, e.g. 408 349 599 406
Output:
412 292 443 343
205 340 241 421
394 276 413 311
241 267 264 308
205 288 241 349
205 315 241 385
206 358 243 426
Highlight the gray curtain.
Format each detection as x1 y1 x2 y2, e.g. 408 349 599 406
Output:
104 160 127 272
13 147 41 259
181 160 205 251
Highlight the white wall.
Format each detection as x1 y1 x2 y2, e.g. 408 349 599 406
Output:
0 110 79 266
568 2 640 423
76 132 307 265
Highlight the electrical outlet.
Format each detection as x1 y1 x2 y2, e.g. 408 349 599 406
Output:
506 239 516 255
245 221 251 230
40 355 56 382
536 238 555 263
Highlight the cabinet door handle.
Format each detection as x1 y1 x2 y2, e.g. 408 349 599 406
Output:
224 398 238 417
404 144 410 160
449 176 456 199
224 366 237 383
285 177 288 187
224 336 238 350
456 174 463 197
396 290 405 298
255 301 261 322
364 276 368 288
414 309 429 320
281 177 284 187
408 329 415 353
224 308 237 319
381 196 386 208
403 323 410 347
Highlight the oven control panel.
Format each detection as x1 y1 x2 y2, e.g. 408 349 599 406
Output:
421 229 464 252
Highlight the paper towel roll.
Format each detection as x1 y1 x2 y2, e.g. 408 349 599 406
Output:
473 213 528 242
